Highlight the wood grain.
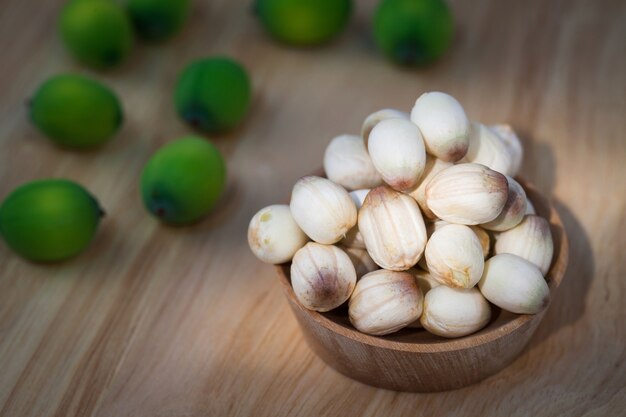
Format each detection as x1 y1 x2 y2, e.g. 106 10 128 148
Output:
0 0 624 416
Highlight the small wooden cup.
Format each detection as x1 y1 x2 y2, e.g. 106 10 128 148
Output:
276 180 568 392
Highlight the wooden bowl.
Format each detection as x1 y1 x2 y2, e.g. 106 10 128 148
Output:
276 179 568 392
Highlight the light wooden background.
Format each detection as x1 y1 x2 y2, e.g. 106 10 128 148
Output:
1 1 624 416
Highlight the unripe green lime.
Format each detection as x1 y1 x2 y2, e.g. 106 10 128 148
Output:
0 179 103 262
126 0 190 41
141 136 226 224
29 74 123 149
174 57 251 133
59 0 134 68
255 0 351 46
373 0 453 66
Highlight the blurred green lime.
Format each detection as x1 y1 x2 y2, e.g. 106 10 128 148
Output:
0 179 103 262
141 136 227 224
174 57 251 133
29 74 123 149
373 0 453 66
255 0 351 46
59 0 134 69
126 0 191 41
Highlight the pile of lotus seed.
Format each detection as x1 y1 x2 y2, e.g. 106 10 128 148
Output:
248 91 554 339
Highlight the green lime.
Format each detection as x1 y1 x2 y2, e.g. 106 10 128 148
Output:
141 136 227 224
174 57 251 133
59 0 134 69
255 0 352 46
126 0 191 41
373 0 453 66
0 179 103 262
29 74 123 149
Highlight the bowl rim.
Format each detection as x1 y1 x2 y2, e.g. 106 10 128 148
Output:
276 177 569 353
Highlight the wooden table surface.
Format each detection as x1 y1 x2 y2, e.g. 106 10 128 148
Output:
1 1 625 416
